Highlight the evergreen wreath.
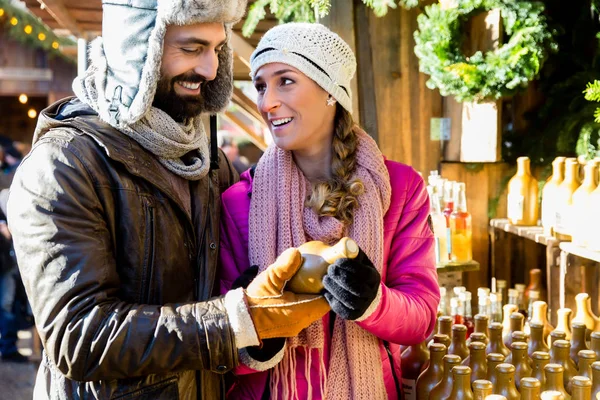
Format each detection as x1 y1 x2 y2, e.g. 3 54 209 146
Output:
413 0 557 103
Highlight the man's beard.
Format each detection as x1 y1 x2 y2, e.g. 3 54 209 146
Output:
152 72 206 122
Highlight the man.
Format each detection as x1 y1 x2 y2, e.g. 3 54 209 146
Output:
7 1 329 399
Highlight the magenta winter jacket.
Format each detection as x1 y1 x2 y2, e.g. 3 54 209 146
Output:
219 160 440 399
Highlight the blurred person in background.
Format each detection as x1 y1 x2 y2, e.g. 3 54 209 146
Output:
218 132 250 174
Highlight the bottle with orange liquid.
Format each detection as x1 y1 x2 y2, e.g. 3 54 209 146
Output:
450 182 473 262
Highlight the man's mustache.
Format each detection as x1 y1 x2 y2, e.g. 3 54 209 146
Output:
171 73 207 85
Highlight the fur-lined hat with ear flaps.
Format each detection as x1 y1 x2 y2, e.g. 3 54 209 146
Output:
73 0 247 128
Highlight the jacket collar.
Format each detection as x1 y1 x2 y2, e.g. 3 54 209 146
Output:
36 97 195 219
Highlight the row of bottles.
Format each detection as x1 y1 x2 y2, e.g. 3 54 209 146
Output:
402 311 600 399
508 155 600 252
427 172 473 263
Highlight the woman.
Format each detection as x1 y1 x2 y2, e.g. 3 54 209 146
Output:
219 23 440 399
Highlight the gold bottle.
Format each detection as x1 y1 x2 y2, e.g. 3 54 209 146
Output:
438 316 453 337
530 301 555 347
487 353 506 390
416 343 447 400
554 158 581 241
555 308 574 341
463 341 488 384
521 377 542 400
590 332 600 361
571 161 598 247
541 391 566 400
532 351 551 388
506 332 528 364
474 314 490 344
550 340 578 394
503 305 520 343
430 354 462 400
511 342 533 390
577 350 596 380
508 156 540 226
494 363 521 400
530 322 550 357
573 293 600 337
488 323 511 358
542 157 566 236
473 380 493 400
544 364 571 399
449 366 475 400
571 322 590 366
591 361 600 400
551 331 568 347
449 324 470 361
504 313 525 348
433 334 451 350
571 376 592 400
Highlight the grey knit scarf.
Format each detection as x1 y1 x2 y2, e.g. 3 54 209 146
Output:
73 38 210 181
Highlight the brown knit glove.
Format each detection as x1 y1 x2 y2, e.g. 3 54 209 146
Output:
245 248 331 339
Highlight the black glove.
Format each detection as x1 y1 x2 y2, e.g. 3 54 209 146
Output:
232 265 285 358
322 249 381 321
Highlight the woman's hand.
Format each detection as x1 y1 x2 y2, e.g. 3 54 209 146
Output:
322 249 381 320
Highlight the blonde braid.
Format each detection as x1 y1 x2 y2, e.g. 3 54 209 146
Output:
306 105 365 225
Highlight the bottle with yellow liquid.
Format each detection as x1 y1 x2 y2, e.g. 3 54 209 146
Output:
450 182 473 262
554 158 581 241
507 156 540 226
542 157 567 236
571 160 598 247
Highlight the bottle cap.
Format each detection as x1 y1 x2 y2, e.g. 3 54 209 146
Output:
439 287 447 296
496 280 507 289
460 291 472 301
454 286 466 295
515 284 526 292
508 289 518 298
532 351 550 360
487 353 505 362
478 287 491 297
529 290 540 299
520 377 541 389
473 380 493 390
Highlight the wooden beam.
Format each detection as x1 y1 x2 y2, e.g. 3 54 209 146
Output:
222 111 267 151
230 31 255 69
38 0 82 37
232 87 264 126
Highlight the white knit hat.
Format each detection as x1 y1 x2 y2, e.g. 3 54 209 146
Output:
250 23 357 114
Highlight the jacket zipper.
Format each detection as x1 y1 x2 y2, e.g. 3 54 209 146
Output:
140 198 156 304
194 175 212 300
383 340 402 400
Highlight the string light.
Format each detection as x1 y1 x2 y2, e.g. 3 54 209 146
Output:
18 94 28 104
10 16 18 26
0 9 5 17
52 41 59 49
27 109 37 119
38 32 46 41
24 25 32 34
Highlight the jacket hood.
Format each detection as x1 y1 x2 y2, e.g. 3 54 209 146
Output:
73 0 247 128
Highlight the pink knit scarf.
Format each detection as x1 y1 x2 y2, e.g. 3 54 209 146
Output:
248 128 392 399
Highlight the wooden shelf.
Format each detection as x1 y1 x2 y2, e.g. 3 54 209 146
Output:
436 260 480 274
559 242 600 264
490 218 556 246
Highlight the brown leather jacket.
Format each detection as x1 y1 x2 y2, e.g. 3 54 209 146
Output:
8 98 240 399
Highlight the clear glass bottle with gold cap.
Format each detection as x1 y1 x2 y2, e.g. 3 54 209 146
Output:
573 293 600 337
554 158 582 241
521 377 542 400
550 340 578 393
430 354 462 400
530 322 551 357
508 156 540 226
511 342 533 390
571 160 598 247
591 361 600 400
449 366 475 400
577 350 596 380
542 157 567 236
474 379 493 400
571 323 590 366
590 332 600 361
532 351 551 388
487 353 506 390
488 322 511 357
530 301 555 347
450 182 473 262
556 308 574 341
402 339 430 398
544 364 571 399
416 343 447 400
495 363 521 400
571 376 592 400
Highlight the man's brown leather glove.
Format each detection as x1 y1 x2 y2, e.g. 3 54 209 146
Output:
245 248 331 339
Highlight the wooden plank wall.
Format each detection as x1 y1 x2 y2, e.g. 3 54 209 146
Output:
324 0 443 176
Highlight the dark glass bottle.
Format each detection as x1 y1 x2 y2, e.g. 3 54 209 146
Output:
416 343 447 400
429 354 462 400
487 353 506 391
591 361 600 400
472 379 493 400
550 340 578 393
504 313 525 348
511 342 533 391
577 350 596 380
433 333 451 350
590 332 600 361
402 340 430 399
462 341 487 383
